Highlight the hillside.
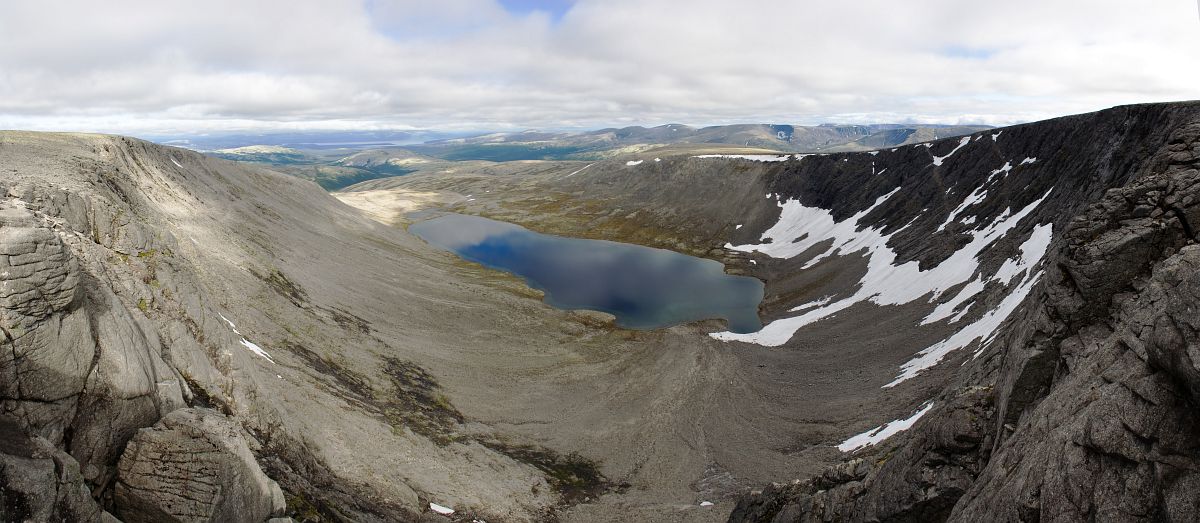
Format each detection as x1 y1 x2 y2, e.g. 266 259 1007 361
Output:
344 102 1200 522
407 123 992 161
196 123 991 192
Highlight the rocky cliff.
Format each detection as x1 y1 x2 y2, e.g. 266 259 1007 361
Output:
719 105 1200 521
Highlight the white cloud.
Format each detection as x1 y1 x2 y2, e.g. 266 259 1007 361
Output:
0 0 1197 134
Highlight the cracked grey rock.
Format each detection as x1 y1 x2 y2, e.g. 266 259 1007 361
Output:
113 407 286 523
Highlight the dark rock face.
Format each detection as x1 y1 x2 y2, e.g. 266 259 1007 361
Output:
728 105 1200 522
729 386 995 522
114 408 286 523
0 416 107 522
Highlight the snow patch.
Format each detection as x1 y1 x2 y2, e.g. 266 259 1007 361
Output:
791 295 834 313
217 313 275 363
693 154 794 162
700 501 714 507
936 185 988 232
626 160 644 166
170 157 183 168
990 161 1013 179
239 339 274 362
922 278 985 325
890 220 1053 384
949 302 974 323
931 136 971 167
714 189 1052 348
734 224 743 230
430 503 455 515
565 163 593 178
991 131 1003 141
837 402 934 452
1020 157 1038 165
992 224 1052 285
887 268 1044 386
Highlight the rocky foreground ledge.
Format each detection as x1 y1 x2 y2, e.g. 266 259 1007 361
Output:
0 143 288 521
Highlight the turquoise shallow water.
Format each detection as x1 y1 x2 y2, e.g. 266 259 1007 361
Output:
410 213 764 333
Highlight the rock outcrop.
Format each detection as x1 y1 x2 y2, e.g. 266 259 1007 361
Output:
114 408 285 523
0 416 108 522
727 106 1200 521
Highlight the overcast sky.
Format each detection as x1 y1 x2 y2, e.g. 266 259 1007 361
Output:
1 0 1198 135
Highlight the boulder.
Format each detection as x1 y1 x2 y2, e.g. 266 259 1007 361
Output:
113 408 286 523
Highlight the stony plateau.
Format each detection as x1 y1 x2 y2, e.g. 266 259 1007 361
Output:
2 101 1200 523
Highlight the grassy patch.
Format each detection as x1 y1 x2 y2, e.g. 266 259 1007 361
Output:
315 165 414 190
283 341 376 411
281 343 611 505
324 307 372 334
480 439 609 503
416 143 592 162
379 358 465 445
252 267 309 308
284 492 326 523
377 357 610 500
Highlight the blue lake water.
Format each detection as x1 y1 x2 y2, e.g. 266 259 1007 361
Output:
409 214 764 333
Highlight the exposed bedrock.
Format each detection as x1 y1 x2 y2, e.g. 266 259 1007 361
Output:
0 193 189 505
113 408 286 523
0 416 110 522
1 138 286 521
729 109 1200 522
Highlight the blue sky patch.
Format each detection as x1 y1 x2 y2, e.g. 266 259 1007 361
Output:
940 45 999 60
499 0 574 21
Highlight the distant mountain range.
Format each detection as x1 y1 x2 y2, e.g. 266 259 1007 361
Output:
420 123 993 157
149 130 470 151
195 122 991 189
